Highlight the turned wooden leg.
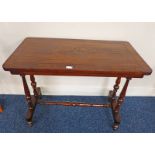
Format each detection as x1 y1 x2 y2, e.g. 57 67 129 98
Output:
30 75 38 97
108 77 121 102
112 78 131 130
21 75 34 127
30 75 42 99
0 105 3 112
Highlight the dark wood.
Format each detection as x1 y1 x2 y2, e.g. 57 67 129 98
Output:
108 77 121 102
36 87 42 99
112 78 131 130
2 37 152 129
3 37 152 77
38 100 111 108
21 75 35 126
30 75 38 97
0 105 3 112
21 75 33 108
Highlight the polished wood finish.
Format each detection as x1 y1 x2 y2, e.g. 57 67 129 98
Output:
2 37 152 130
30 75 38 97
21 75 33 109
112 78 131 130
108 77 121 102
3 37 152 77
39 100 111 108
21 75 34 126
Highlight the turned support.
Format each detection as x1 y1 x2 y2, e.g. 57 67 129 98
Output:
30 75 38 97
112 78 131 130
21 75 34 126
21 75 33 109
110 77 121 102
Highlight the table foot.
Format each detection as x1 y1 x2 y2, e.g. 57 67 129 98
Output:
26 107 34 126
112 109 121 130
25 95 38 127
112 122 120 130
27 121 33 127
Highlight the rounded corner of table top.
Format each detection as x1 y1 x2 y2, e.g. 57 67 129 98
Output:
2 62 8 71
145 68 153 76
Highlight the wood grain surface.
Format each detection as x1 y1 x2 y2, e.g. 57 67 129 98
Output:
3 37 152 77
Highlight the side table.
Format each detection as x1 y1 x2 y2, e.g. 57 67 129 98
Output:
2 37 152 130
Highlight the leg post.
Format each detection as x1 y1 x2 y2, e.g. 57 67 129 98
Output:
112 78 131 130
21 75 34 126
108 77 121 102
30 75 38 98
30 75 42 99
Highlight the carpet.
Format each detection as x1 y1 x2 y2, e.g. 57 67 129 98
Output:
0 95 155 133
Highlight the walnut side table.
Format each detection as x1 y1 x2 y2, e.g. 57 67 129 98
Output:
2 38 152 130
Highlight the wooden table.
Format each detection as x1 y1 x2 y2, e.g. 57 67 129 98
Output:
2 37 152 130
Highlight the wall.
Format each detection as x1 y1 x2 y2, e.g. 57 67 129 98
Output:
0 22 155 96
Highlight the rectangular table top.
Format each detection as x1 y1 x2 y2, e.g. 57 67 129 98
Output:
3 37 152 78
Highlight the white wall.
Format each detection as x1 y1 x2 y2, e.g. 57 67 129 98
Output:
0 22 155 96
